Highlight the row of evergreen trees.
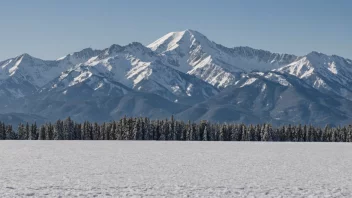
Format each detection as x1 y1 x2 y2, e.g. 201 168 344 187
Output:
0 117 352 142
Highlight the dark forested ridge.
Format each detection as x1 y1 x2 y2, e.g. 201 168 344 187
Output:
0 116 352 142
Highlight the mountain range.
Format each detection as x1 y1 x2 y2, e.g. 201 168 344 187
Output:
1 29 351 126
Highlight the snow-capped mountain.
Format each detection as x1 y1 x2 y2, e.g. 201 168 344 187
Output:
0 29 351 125
148 29 297 88
48 42 219 104
0 49 101 100
0 54 62 102
277 52 352 100
177 71 352 125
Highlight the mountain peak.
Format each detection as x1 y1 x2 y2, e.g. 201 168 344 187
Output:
181 29 203 36
307 51 325 57
168 29 201 35
147 29 211 53
57 48 102 62
18 53 32 59
13 53 37 63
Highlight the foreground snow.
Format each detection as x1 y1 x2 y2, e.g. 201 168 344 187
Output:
0 142 351 197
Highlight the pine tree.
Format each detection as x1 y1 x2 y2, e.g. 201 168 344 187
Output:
219 125 225 141
5 125 16 140
159 121 166 140
248 125 255 141
180 123 187 141
285 124 292 141
132 119 139 140
17 123 25 140
172 121 178 141
105 122 111 140
53 120 64 140
25 122 30 140
164 119 170 140
331 128 337 142
262 124 273 141
170 115 175 140
87 122 93 140
230 125 239 141
0 122 4 140
241 124 247 141
110 121 117 140
74 123 81 140
186 121 192 141
255 124 261 141
63 117 74 140
116 119 122 140
38 125 46 140
347 125 352 142
203 125 208 141
29 123 37 140
45 123 53 140
143 118 151 140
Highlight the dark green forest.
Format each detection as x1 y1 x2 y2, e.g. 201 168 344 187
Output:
0 116 352 142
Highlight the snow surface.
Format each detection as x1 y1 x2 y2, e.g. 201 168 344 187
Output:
1 142 352 197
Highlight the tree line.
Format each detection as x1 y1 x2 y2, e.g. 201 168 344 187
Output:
0 116 352 142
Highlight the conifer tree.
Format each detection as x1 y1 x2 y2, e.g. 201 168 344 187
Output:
45 123 53 140
29 123 37 140
18 123 25 140
5 125 17 140
143 118 151 140
219 125 225 141
54 120 64 140
38 125 46 140
203 125 208 141
25 122 30 140
63 117 74 140
0 122 4 140
132 119 139 140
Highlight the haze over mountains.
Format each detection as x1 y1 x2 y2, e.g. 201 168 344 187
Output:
1 29 351 126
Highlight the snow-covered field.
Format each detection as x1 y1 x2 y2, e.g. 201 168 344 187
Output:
1 142 352 197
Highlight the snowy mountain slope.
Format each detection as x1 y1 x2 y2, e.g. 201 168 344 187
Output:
41 66 131 101
0 54 58 102
148 29 297 88
69 43 219 103
0 49 101 101
177 71 352 125
56 48 103 65
0 42 218 104
276 52 352 100
0 54 68 87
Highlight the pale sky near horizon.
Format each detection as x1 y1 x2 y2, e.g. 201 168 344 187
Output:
0 0 351 60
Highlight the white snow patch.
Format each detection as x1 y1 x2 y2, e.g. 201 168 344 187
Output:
265 73 290 86
328 62 338 74
186 84 193 96
240 78 257 87
171 85 180 93
94 82 104 90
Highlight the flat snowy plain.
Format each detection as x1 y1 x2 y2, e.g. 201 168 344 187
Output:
1 142 352 197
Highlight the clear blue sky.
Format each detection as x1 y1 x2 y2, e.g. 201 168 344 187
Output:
0 0 351 60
